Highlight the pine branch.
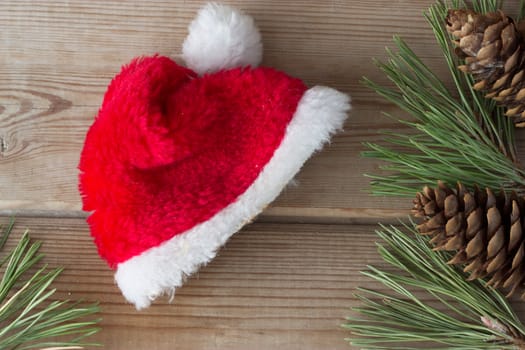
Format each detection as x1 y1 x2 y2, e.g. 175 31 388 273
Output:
518 0 525 22
0 220 100 350
362 0 525 197
343 221 525 349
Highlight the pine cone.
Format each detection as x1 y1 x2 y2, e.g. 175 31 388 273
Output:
446 9 525 127
413 181 525 297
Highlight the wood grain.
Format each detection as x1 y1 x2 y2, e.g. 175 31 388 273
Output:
1 0 452 220
0 101 412 220
4 2 525 349
2 1 523 220
2 217 377 350
5 217 525 349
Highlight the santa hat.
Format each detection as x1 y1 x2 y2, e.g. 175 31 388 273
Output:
79 2 351 309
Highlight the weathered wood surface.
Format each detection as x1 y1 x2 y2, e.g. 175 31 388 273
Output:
0 0 452 221
6 217 524 350
4 218 376 350
3 1 525 349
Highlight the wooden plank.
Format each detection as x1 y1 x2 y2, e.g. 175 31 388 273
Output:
0 92 423 220
0 101 412 220
1 0 452 220
4 217 525 349
1 217 376 350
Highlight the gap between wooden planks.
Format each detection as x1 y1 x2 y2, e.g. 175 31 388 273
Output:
0 204 406 225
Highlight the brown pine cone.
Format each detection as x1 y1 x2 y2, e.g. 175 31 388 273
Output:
413 181 525 297
446 9 525 127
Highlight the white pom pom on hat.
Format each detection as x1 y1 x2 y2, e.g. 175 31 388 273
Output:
182 2 263 74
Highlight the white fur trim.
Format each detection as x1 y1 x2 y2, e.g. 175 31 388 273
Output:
115 86 351 309
182 3 263 75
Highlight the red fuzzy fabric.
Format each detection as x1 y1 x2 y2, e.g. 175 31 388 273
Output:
79 56 307 267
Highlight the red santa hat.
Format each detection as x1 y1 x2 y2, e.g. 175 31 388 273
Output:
79 3 350 309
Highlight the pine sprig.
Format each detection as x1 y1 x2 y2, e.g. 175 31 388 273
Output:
344 221 525 349
0 219 100 350
518 0 525 22
362 0 525 197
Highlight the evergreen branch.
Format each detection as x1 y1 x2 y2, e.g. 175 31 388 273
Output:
362 0 525 197
343 221 525 349
518 0 525 22
0 220 100 349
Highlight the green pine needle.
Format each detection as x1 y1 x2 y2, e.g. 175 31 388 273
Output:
0 219 101 350
362 0 525 197
518 0 525 22
343 221 525 349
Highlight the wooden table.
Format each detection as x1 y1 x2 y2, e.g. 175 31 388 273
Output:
3 1 518 349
